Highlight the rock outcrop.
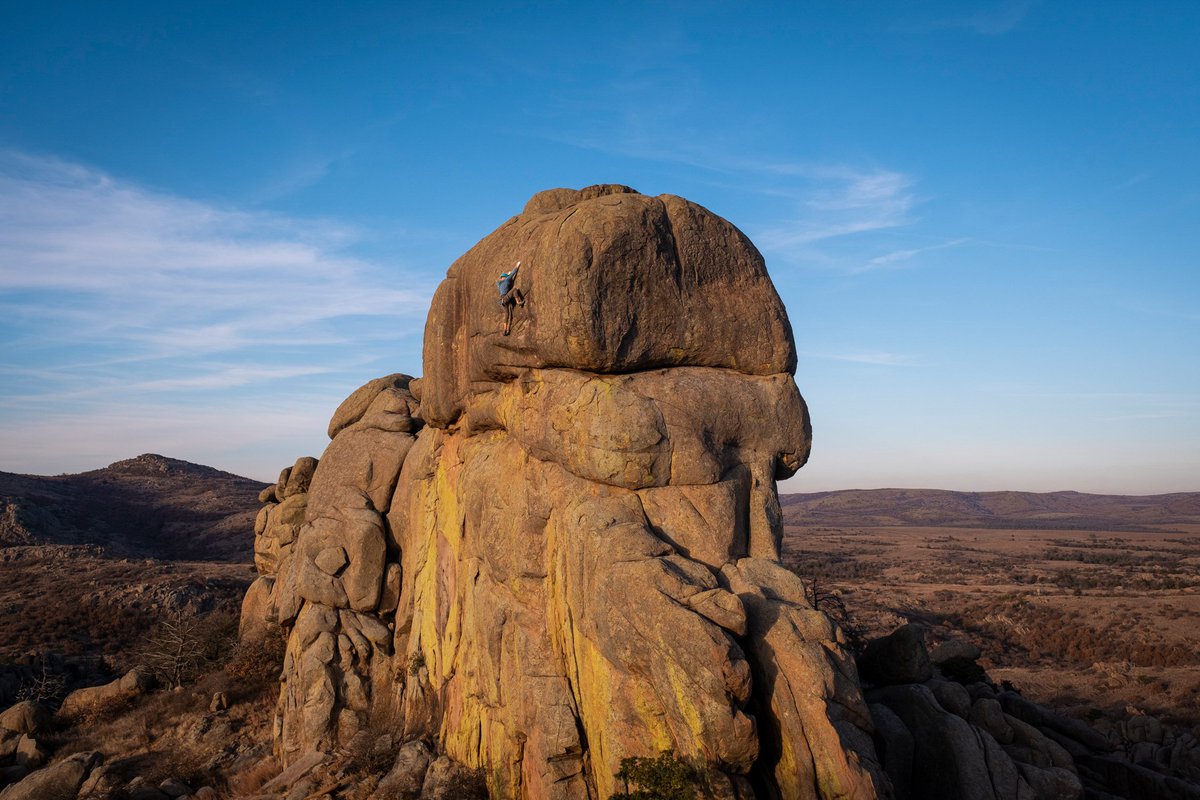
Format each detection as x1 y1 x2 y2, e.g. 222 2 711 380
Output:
242 185 888 799
860 625 1200 800
58 667 153 720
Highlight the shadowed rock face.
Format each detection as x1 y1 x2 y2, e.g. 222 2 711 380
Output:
244 185 888 799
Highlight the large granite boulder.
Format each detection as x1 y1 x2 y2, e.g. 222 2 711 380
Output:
420 185 798 427
241 185 886 800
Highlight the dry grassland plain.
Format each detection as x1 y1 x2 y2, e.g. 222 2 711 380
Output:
782 504 1200 732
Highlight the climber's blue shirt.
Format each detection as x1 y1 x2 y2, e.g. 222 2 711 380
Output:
497 273 515 297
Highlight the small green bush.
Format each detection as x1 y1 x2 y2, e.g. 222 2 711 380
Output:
610 750 701 800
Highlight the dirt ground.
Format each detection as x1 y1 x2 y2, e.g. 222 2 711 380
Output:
782 522 1200 729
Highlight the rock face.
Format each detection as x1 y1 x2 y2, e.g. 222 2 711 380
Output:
856 624 1200 800
242 185 887 799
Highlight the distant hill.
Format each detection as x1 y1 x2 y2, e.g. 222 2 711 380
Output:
781 488 1200 531
0 453 266 562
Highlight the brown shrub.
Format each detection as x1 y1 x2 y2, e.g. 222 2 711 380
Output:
139 742 214 788
225 627 287 688
60 690 137 728
226 756 281 795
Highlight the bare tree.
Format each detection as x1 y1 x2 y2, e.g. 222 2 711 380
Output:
17 656 68 704
141 614 208 688
802 576 865 653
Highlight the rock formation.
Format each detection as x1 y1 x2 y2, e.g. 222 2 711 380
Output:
243 185 888 799
858 626 1200 800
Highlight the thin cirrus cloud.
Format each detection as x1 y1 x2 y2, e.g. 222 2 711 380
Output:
0 150 430 362
0 150 431 474
924 0 1034 36
557 128 922 261
855 237 971 273
532 107 918 248
749 165 917 254
799 350 917 367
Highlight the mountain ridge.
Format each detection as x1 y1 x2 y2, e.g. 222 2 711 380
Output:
0 453 265 562
782 486 1200 530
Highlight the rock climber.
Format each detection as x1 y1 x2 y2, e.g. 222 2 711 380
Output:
497 260 526 336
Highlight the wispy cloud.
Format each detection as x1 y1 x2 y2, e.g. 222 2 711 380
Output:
0 150 431 359
522 58 928 274
929 0 1034 36
0 150 435 475
856 237 971 272
249 148 357 203
536 127 922 263
754 167 916 250
799 350 917 367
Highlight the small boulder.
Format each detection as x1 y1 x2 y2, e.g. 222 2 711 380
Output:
0 702 50 737
314 547 348 576
379 740 433 798
931 638 982 664
0 750 101 800
970 698 1015 745
928 679 972 719
13 735 46 769
158 778 193 797
118 666 154 694
327 374 414 439
238 574 277 640
421 755 485 800
858 624 932 686
284 457 319 497
78 764 122 797
59 667 149 719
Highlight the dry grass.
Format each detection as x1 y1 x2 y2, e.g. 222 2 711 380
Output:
0 547 251 663
783 522 1200 728
225 627 287 686
224 755 281 796
47 646 280 794
59 690 138 728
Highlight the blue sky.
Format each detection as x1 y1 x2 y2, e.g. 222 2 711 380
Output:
1 1 1197 493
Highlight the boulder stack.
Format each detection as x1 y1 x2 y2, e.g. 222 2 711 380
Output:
241 186 888 799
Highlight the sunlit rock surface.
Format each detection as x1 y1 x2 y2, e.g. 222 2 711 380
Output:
243 185 887 799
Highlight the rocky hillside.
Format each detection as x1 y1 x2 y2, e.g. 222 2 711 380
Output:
782 487 1200 530
0 454 261 691
0 453 265 562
